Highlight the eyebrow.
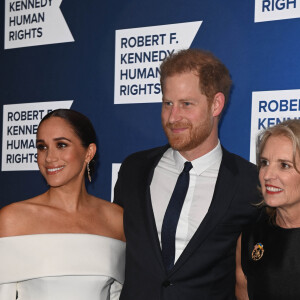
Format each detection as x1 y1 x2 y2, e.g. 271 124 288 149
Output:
278 158 293 164
260 156 293 164
162 98 194 102
36 137 72 143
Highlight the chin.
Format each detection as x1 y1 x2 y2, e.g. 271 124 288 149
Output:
46 178 66 187
169 139 201 153
48 183 64 188
265 199 281 208
167 136 189 150
169 142 190 152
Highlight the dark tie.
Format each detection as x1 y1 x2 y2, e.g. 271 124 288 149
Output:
161 161 193 271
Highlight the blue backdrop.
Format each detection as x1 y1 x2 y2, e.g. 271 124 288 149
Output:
1 0 300 207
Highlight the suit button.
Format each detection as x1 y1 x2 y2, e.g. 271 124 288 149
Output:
162 280 172 287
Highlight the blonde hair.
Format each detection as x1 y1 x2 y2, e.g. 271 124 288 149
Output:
257 119 300 221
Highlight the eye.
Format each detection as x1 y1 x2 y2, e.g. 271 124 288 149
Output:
259 158 268 167
183 101 192 106
281 162 291 169
36 143 46 151
57 142 67 149
163 101 172 107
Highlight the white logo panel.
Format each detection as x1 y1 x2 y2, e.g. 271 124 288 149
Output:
111 163 121 202
114 21 202 104
250 89 300 163
2 100 73 171
255 0 300 22
5 0 74 49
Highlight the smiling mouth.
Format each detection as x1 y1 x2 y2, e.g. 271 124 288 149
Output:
171 127 187 133
46 166 65 174
168 124 190 133
265 185 283 193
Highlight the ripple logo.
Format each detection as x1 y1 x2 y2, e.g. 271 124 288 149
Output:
255 0 300 22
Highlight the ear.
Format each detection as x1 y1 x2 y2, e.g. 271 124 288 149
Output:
85 143 97 163
211 92 225 117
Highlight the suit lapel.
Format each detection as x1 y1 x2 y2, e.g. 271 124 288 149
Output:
169 148 239 274
142 145 170 270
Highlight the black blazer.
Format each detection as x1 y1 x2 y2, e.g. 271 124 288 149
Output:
114 145 260 300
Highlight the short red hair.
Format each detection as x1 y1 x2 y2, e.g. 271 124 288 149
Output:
160 49 232 106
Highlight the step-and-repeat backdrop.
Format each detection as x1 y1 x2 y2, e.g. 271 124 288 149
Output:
1 0 300 207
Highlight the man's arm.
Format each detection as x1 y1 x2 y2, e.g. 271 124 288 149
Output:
235 234 249 300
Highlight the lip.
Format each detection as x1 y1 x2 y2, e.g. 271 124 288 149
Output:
168 124 189 133
171 127 187 133
265 184 283 194
166 121 190 134
46 166 65 175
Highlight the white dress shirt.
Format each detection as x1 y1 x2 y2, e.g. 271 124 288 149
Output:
150 141 222 262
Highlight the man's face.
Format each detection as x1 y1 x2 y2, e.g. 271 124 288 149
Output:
161 71 217 159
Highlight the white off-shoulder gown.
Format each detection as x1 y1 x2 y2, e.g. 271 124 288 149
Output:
0 234 125 300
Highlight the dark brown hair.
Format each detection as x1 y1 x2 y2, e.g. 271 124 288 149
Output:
38 109 97 178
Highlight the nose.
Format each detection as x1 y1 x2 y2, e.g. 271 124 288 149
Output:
45 147 58 163
168 105 182 124
261 164 277 181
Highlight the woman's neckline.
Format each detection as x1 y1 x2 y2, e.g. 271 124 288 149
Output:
0 233 125 243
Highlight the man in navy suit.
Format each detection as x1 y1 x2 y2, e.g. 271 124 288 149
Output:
114 49 260 300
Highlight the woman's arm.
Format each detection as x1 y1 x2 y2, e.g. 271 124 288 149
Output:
235 234 249 300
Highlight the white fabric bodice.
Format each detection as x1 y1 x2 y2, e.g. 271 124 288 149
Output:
0 234 125 300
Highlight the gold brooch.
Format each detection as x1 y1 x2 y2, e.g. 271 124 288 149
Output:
251 243 264 261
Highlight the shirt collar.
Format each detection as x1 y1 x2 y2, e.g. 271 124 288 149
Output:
172 141 222 175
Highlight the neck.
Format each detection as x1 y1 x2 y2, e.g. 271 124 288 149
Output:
276 208 300 228
179 135 219 161
46 180 89 212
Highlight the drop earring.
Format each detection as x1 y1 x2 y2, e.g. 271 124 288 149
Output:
87 162 91 182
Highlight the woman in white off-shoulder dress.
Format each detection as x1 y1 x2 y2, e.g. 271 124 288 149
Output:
0 109 125 300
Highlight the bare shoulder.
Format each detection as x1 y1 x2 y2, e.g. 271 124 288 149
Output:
90 196 123 214
89 196 125 241
106 202 125 242
93 196 123 219
0 195 43 237
103 200 123 216
0 201 29 237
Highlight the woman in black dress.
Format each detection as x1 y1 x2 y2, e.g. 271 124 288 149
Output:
236 119 300 300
